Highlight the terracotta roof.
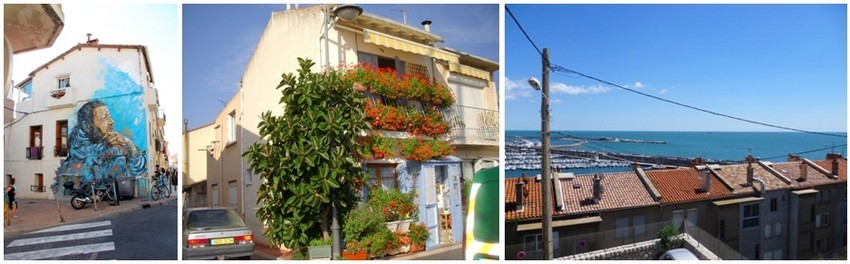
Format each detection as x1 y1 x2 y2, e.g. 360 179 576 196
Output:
505 172 657 221
644 167 735 205
712 163 791 192
767 159 847 189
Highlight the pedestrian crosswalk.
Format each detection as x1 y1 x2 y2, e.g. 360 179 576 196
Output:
4 220 116 260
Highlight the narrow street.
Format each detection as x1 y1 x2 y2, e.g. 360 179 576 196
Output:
4 198 177 260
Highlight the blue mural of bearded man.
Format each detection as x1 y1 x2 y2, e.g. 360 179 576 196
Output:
56 100 147 184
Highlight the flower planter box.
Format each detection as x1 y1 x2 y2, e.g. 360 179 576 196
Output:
308 245 331 259
410 243 425 253
398 219 413 232
385 221 400 232
342 251 367 260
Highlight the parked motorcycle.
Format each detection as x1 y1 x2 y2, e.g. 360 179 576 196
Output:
63 179 120 210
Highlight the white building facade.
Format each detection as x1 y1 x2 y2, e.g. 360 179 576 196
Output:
4 42 165 200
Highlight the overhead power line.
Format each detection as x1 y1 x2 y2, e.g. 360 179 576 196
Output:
506 7 846 139
759 144 848 161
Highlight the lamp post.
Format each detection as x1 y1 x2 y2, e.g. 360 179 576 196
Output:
323 4 362 260
528 48 552 260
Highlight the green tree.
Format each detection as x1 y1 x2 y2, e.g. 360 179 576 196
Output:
243 58 369 255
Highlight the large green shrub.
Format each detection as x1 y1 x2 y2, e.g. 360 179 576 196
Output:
244 58 369 255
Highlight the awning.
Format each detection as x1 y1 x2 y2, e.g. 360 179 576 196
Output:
712 196 764 206
449 63 491 81
517 216 603 232
363 29 459 64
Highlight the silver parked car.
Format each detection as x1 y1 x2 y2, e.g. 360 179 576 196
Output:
183 208 254 260
660 248 699 260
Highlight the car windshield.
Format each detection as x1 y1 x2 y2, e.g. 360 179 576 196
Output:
187 210 247 230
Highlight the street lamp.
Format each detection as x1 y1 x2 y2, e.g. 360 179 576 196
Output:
323 4 362 259
529 48 553 260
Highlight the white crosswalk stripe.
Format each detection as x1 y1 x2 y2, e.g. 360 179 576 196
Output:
7 229 113 247
5 220 115 260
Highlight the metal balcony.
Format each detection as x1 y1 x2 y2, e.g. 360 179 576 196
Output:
26 146 43 160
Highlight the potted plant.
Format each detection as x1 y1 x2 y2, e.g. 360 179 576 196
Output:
365 227 394 259
308 237 332 259
392 230 412 255
408 222 429 253
342 240 368 260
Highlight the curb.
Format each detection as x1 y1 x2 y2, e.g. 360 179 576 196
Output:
3 196 177 238
390 243 463 260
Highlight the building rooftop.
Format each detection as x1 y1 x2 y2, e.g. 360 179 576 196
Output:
711 162 791 193
644 167 736 205
506 171 657 221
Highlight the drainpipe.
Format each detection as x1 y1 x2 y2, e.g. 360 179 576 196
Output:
240 82 245 218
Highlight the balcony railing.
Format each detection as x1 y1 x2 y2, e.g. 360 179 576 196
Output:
30 185 46 192
441 104 499 145
26 146 43 160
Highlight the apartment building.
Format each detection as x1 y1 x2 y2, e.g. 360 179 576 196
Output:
181 120 214 208
192 5 498 250
505 154 847 260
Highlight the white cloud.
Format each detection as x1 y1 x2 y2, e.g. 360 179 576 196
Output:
506 77 611 99
658 89 668 94
625 81 646 89
550 83 610 95
552 99 563 104
505 78 533 100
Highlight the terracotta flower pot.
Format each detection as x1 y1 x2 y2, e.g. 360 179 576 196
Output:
410 243 425 253
342 251 368 260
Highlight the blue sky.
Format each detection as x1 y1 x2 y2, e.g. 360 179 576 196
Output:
183 4 498 129
506 4 847 132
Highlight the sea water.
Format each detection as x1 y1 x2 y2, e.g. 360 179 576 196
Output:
505 130 847 178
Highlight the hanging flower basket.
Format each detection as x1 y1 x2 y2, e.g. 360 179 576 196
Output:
50 90 66 99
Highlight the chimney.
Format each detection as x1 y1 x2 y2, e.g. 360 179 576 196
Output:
832 158 839 178
799 161 808 181
421 20 432 32
592 174 602 203
744 155 756 185
514 181 525 212
826 153 843 160
788 154 801 162
746 160 754 186
701 168 712 193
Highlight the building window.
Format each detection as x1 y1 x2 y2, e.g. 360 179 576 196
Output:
32 173 45 192
615 217 629 239
633 215 646 236
718 220 726 240
816 213 830 228
212 184 220 207
357 52 406 75
810 205 815 222
228 180 238 209
227 111 236 144
773 249 782 260
672 210 684 229
58 76 70 89
754 243 760 260
523 231 560 258
764 223 772 239
774 222 781 237
770 198 777 211
407 63 429 78
366 163 398 190
28 125 43 160
55 120 68 157
742 203 760 228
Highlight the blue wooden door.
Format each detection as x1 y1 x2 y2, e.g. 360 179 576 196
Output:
419 164 440 250
448 164 464 243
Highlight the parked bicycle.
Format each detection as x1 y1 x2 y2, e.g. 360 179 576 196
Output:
151 174 171 201
63 179 120 210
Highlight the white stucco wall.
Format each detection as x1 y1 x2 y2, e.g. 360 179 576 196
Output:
4 45 158 200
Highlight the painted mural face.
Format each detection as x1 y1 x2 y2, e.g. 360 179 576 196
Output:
93 105 114 136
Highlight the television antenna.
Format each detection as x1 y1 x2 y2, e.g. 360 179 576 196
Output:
390 9 407 24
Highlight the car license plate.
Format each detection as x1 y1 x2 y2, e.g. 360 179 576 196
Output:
211 237 234 245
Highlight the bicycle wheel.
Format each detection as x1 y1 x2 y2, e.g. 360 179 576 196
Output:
163 184 171 198
151 185 160 201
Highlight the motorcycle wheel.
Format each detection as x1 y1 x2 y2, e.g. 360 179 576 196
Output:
71 194 86 210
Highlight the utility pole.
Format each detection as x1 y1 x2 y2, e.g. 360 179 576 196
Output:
541 48 553 260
